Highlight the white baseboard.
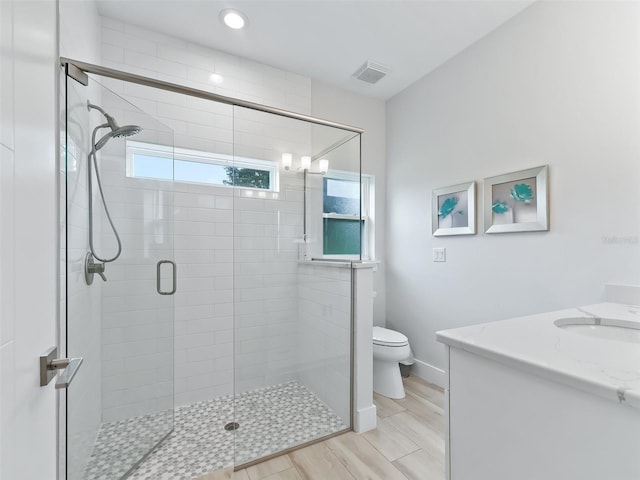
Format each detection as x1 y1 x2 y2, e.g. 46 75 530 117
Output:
354 405 377 433
411 358 446 389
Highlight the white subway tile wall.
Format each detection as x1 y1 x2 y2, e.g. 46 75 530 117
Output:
233 166 304 394
298 264 352 425
96 100 175 423
99 17 311 118
98 17 317 410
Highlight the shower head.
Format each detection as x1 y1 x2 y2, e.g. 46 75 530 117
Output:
112 124 142 138
94 125 142 151
87 101 142 151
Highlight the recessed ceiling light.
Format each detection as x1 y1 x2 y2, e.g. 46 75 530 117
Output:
209 73 224 84
219 9 247 30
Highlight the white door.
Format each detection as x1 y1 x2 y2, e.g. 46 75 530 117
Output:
1 1 60 479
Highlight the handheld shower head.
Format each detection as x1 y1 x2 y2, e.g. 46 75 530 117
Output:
94 124 143 151
112 124 143 138
86 101 143 267
88 101 142 151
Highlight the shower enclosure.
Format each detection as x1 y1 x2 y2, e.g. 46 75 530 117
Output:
60 60 362 479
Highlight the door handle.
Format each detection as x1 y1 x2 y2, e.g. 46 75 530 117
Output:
39 346 84 389
54 358 84 389
157 260 177 295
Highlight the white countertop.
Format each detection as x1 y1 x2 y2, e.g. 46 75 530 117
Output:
437 303 640 409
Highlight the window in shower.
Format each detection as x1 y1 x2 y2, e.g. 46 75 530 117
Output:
322 173 373 258
125 140 278 191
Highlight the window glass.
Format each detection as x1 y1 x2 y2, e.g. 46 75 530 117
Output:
322 176 364 256
174 160 228 185
323 178 360 215
323 218 364 255
126 141 275 191
131 154 173 180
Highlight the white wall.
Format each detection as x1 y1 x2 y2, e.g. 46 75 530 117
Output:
386 1 640 384
59 0 100 64
0 3 16 476
0 0 59 478
310 81 386 326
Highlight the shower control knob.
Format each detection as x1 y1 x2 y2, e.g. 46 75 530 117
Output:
90 261 107 281
84 252 107 285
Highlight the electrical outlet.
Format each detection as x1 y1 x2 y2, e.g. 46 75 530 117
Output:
433 247 446 262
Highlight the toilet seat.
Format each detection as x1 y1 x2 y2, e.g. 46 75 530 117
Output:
373 326 409 347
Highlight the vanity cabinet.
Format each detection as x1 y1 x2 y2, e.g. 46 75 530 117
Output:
442 345 640 479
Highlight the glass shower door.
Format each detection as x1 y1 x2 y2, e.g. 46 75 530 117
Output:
232 106 360 467
63 72 175 479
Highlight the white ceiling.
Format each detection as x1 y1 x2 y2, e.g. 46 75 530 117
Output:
96 0 535 100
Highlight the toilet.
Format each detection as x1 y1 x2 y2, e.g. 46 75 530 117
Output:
373 326 412 399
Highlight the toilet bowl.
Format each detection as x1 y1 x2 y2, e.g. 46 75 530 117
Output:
373 326 412 399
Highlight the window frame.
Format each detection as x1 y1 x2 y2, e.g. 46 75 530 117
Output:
321 170 373 261
125 140 279 192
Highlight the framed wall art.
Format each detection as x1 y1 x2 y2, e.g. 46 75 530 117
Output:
483 165 549 234
432 181 476 236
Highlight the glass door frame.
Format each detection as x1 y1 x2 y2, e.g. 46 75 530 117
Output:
61 61 177 479
59 56 364 479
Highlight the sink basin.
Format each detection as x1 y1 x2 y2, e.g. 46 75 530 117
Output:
554 317 640 344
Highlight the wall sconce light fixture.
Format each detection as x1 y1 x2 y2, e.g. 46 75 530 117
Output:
282 153 292 170
281 153 329 175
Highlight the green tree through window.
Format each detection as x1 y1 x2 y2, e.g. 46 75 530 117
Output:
223 167 270 189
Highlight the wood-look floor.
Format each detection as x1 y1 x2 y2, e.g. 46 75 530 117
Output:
197 376 445 480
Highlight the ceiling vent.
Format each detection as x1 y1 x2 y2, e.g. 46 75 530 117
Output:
353 60 388 84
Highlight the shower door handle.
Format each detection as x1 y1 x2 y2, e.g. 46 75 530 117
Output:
39 346 84 389
157 260 177 295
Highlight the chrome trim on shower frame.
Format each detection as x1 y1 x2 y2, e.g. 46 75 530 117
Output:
61 56 364 469
60 58 364 134
65 62 88 86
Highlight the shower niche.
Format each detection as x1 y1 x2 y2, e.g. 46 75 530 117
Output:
61 62 362 479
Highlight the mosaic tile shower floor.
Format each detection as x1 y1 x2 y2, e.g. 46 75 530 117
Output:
84 381 347 480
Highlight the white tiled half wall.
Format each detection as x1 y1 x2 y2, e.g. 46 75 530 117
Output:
298 263 352 425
